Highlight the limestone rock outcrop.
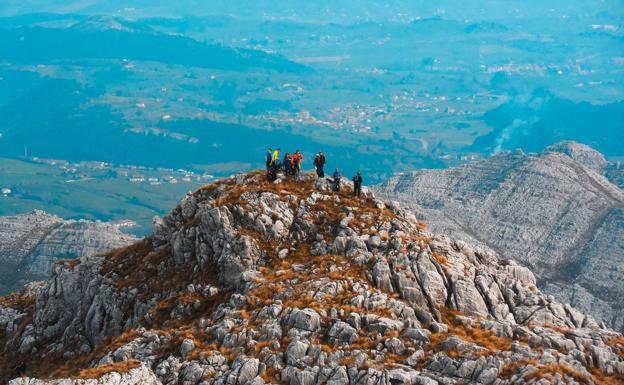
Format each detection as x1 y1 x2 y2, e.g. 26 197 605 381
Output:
375 142 624 332
1 172 622 384
0 210 137 294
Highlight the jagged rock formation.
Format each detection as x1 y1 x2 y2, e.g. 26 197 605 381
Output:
0 210 137 294
375 142 624 332
545 142 623 188
10 363 161 385
1 172 623 384
606 166 624 189
544 142 611 175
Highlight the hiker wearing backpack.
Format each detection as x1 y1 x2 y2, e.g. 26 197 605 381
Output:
283 152 293 176
352 172 363 197
330 168 342 192
314 152 326 178
272 148 281 166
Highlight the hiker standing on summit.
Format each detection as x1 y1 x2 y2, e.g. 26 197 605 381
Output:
265 148 273 174
272 148 281 165
283 152 293 176
292 150 303 177
331 168 342 192
314 152 326 178
352 171 363 197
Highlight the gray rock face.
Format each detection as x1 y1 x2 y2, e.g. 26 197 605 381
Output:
607 163 624 189
9 363 161 385
375 142 624 331
545 141 610 174
0 172 622 384
0 210 137 294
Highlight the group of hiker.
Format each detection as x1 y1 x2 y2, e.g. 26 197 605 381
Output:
266 148 303 178
265 148 364 197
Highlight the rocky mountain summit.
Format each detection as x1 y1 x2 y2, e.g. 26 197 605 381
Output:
0 210 137 294
375 142 624 333
546 142 623 189
1 172 623 384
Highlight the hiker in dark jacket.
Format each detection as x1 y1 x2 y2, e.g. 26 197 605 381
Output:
352 172 363 197
314 152 326 178
265 148 273 174
283 153 292 175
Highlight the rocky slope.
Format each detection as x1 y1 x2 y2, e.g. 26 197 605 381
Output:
0 210 137 294
375 142 624 332
1 171 622 384
547 141 623 189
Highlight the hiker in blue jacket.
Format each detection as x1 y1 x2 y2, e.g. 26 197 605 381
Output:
331 168 342 192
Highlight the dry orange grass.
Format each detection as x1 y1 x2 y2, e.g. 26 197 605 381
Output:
587 367 624 385
606 335 624 348
78 360 140 379
339 356 357 366
500 358 536 378
55 258 81 269
253 340 274 353
431 252 449 266
544 323 573 335
46 329 142 378
525 363 592 384
0 292 35 311
499 351 624 384
422 310 512 361
261 367 280 383
606 335 624 360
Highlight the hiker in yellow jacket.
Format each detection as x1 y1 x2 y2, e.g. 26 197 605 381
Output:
272 148 281 165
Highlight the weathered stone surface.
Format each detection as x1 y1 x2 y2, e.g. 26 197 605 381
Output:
0 210 137 294
8 363 161 385
287 308 321 332
1 171 622 385
376 142 624 331
328 321 358 344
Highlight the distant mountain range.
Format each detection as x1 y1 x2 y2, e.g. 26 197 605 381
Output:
376 141 624 332
0 17 307 72
0 0 619 24
0 210 136 294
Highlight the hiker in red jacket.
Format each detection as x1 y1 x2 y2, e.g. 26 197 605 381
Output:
292 150 303 176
